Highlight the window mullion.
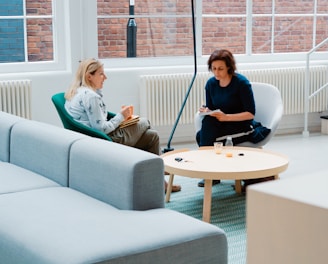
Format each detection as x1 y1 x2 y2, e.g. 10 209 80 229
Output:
271 0 275 53
246 0 252 55
196 0 202 57
23 0 28 62
313 0 317 47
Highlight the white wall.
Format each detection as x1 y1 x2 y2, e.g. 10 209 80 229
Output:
2 61 325 145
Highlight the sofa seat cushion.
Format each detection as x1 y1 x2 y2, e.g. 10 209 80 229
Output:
0 187 227 264
0 162 60 194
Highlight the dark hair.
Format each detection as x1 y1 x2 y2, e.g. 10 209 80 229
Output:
207 49 236 75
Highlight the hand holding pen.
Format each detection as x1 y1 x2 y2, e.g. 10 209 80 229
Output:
199 104 209 113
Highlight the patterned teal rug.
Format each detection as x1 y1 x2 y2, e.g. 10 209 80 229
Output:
165 176 246 264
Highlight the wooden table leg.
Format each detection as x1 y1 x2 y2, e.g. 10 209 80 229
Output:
235 180 242 194
165 174 174 203
274 174 279 180
202 179 213 223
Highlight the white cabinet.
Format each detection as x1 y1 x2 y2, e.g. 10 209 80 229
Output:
247 173 328 264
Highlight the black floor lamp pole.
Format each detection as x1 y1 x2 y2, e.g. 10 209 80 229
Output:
163 0 197 153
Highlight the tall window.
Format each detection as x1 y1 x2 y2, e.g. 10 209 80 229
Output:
202 0 247 55
97 0 328 59
252 0 328 53
97 0 194 58
0 0 53 63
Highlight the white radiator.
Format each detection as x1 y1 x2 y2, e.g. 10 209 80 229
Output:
0 80 32 119
140 66 328 127
241 66 328 115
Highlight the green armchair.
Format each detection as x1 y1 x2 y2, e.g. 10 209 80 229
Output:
51 92 114 141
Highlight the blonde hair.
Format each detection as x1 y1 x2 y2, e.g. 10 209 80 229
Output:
65 58 103 100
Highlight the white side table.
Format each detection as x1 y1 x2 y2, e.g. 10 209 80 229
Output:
247 172 328 264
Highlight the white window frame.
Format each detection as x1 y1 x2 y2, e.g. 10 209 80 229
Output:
0 0 70 74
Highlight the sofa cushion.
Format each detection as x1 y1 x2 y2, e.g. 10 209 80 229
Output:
0 111 24 162
0 162 60 194
9 120 86 186
0 187 227 264
69 137 165 210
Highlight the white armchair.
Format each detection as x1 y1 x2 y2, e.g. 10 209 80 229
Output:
195 82 283 148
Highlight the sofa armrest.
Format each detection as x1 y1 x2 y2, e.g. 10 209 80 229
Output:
69 138 165 210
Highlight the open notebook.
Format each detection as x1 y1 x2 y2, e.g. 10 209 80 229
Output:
119 115 140 128
199 109 222 116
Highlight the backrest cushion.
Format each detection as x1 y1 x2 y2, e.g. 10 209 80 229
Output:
252 82 283 129
0 112 25 162
69 138 165 210
10 120 86 186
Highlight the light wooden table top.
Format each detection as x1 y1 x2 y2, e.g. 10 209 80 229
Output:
162 146 289 222
162 146 289 180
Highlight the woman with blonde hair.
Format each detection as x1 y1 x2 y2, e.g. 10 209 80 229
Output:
65 58 181 192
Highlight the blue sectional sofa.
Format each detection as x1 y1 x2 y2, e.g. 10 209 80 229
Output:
0 111 228 264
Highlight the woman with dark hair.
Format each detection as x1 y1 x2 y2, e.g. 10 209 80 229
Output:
196 49 256 187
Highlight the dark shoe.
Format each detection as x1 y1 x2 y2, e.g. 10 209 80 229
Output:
165 181 181 193
171 184 181 193
198 179 221 187
232 176 275 194
243 176 275 187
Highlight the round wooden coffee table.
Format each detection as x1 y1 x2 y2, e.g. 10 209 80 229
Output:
162 146 289 223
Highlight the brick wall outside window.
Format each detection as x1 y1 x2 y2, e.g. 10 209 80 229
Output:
97 0 328 59
26 0 53 62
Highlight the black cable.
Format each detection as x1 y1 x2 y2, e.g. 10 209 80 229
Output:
163 0 197 153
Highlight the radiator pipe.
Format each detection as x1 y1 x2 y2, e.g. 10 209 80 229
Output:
163 0 197 153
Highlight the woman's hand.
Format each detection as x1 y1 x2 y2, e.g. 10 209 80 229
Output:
199 105 210 113
210 111 226 121
120 105 132 120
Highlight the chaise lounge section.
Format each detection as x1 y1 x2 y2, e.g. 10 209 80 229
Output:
0 111 228 264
